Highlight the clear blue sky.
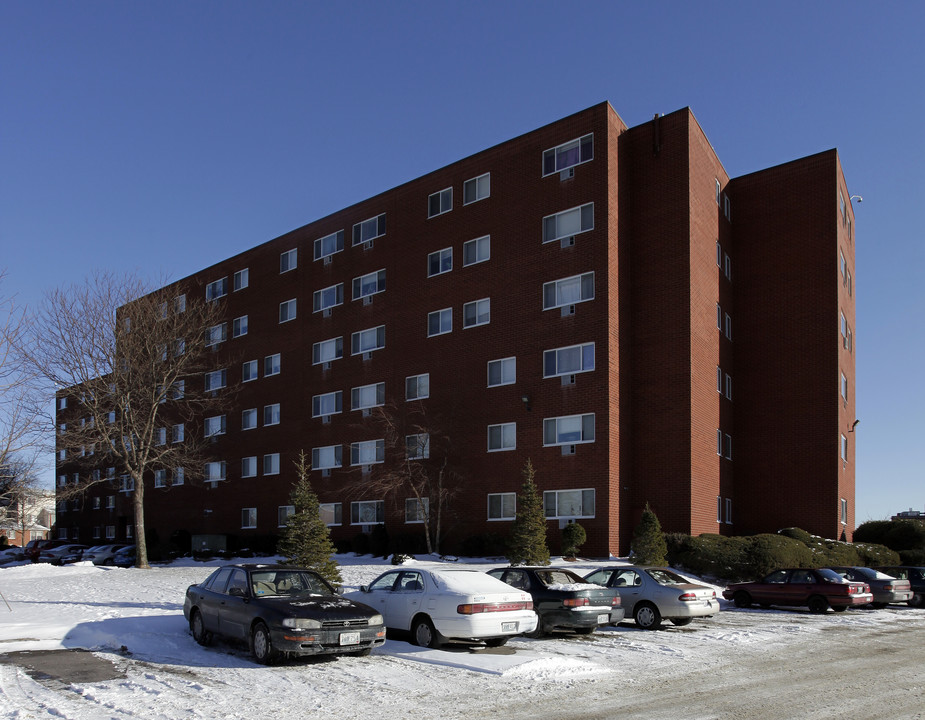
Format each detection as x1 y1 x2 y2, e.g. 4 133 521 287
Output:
2 1 923 524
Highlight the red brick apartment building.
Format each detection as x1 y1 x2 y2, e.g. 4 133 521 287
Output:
54 102 857 557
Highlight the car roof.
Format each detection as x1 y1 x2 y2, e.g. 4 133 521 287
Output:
215 563 315 572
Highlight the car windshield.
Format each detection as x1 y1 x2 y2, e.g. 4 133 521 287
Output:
534 569 585 586
251 570 334 598
646 568 688 585
816 568 847 583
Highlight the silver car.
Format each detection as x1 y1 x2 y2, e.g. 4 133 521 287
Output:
584 566 719 630
82 544 131 566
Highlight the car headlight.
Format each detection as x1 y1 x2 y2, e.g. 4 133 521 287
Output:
369 614 384 626
282 618 322 630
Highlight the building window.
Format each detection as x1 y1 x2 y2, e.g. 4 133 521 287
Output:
351 500 384 525
544 489 595 519
543 342 595 378
173 467 184 486
279 299 297 323
353 270 386 301
405 373 429 401
725 313 732 341
840 434 848 462
351 439 385 466
205 461 226 483
320 503 342 526
724 253 732 281
543 413 595 446
543 133 593 176
724 194 731 222
352 382 385 411
405 497 429 523
313 337 343 365
155 427 167 446
725 374 732 401
278 505 295 528
264 403 280 426
428 187 453 218
488 423 516 452
463 235 490 266
487 357 516 387
242 359 258 382
204 369 226 392
154 469 167 488
263 453 280 475
406 433 430 460
206 323 227 347
542 203 594 244
280 248 297 273
717 496 722 523
351 325 385 355
543 272 594 310
205 277 227 301
312 445 342 470
463 298 490 328
352 213 386 246
242 408 257 430
313 283 344 313
172 423 184 443
840 498 848 525
716 179 722 205
840 372 848 402
463 173 490 204
241 508 257 529
428 248 453 277
241 456 257 478
488 492 516 521
204 415 226 437
314 229 345 261
92 496 101 509
725 498 733 525
233 268 249 291
428 308 453 337
312 391 343 418
265 353 281 376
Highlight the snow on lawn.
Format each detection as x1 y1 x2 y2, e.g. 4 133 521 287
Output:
1 555 923 719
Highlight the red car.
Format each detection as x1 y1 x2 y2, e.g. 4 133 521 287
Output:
723 568 872 614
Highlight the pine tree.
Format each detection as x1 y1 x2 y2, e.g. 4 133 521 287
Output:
630 503 668 566
277 452 342 585
506 459 550 566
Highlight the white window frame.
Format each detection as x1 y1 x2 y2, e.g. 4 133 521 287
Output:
313 283 344 313
241 456 257 479
312 390 343 418
173 467 185 486
312 445 343 470
488 422 516 452
463 298 490 328
172 423 184 443
278 505 295 528
263 453 280 476
543 134 593 176
542 202 594 243
351 500 383 525
241 408 257 431
487 492 516 521
314 229 345 261
241 508 257 529
279 298 297 323
352 382 385 411
543 272 594 310
205 461 226 483
543 342 595 378
312 337 343 365
405 497 429 524
204 415 226 438
351 325 385 355
406 433 430 460
154 469 167 488
841 434 848 462
352 270 386 300
352 213 386 247
543 413 595 446
463 173 490 205
427 308 452 337
204 369 226 392
320 502 343 526
233 268 249 291
428 247 453 277
428 187 453 218
351 439 385 466
543 488 595 519
280 248 297 273
205 277 227 301
265 353 281 376
206 322 227 347
487 357 516 387
406 373 430 401
264 403 280 426
242 359 258 382
463 235 490 266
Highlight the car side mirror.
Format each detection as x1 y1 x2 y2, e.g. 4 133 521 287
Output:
360 585 370 593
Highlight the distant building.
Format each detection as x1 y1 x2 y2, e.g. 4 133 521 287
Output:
892 509 925 521
54 102 858 557
0 490 55 546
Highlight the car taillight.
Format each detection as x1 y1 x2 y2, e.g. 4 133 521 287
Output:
611 595 621 607
562 598 590 607
884 583 894 592
679 592 698 602
457 601 532 614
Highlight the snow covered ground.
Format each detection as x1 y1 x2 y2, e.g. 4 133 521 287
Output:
1 555 923 719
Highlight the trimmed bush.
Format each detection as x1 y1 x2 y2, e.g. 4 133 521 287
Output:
899 549 925 565
854 519 925 553
631 504 667 566
561 522 587 558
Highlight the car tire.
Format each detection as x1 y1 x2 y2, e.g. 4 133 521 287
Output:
807 595 829 614
670 618 693 627
349 647 373 657
573 626 596 635
251 621 278 664
870 602 886 609
411 616 442 649
189 609 212 646
909 593 924 608
733 591 752 609
634 603 662 630
484 637 509 647
832 605 848 612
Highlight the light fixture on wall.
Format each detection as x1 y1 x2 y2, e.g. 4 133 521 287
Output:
521 394 531 412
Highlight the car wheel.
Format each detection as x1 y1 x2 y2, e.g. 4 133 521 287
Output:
807 595 829 614
832 605 848 612
634 603 662 630
870 602 886 609
733 591 752 609
251 621 278 664
189 609 212 646
670 617 693 627
909 593 924 608
349 647 373 657
573 626 596 635
411 616 442 649
484 637 509 647
103 559 114 566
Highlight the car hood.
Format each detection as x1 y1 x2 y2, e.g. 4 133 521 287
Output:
256 594 379 620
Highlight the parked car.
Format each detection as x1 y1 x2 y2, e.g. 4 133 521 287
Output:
82 544 131 566
824 566 913 607
873 566 925 608
723 568 872 613
0 546 24 564
111 545 136 567
23 538 67 562
184 564 385 663
487 566 623 636
346 567 537 648
36 544 89 565
584 566 720 630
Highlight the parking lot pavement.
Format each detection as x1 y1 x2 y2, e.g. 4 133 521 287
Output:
0 649 124 685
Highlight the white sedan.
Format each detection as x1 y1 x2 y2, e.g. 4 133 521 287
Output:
346 567 537 648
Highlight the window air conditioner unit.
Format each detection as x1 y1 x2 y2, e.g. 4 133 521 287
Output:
560 235 575 248
363 240 374 250
561 374 576 386
323 361 331 370
323 308 332 318
363 296 373 306
321 468 331 478
561 444 577 456
362 464 371 474
560 167 575 181
322 415 331 424
362 408 371 418
561 304 576 317
363 352 372 361
323 255 333 266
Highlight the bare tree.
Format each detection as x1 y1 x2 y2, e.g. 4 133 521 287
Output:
0 454 45 544
358 402 461 555
17 271 232 568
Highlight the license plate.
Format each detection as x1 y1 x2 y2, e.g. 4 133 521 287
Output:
339 632 360 646
597 614 610 624
501 622 517 632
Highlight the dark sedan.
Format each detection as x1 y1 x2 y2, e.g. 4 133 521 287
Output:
874 566 925 608
723 568 872 613
183 564 386 663
487 566 623 636
825 566 913 607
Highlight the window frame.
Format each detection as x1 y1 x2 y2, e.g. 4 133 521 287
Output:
463 298 490 329
463 173 490 205
543 342 595 378
543 488 596 519
350 500 384 525
312 444 343 470
279 298 297 324
487 422 516 452
427 247 453 277
428 187 453 218
233 268 249 291
241 456 257 478
350 439 385 466
312 390 343 418
542 133 593 177
463 235 490 266
313 283 344 313
487 492 516 521
542 272 594 310
487 357 516 387
406 373 430 401
427 308 452 337
351 382 385 411
232 315 248 338
352 270 386 301
241 508 257 529
543 413 595 446
352 213 386 247
351 325 386 355
405 433 430 460
280 248 297 274
542 203 594 243
312 337 344 365
314 229 345 262
242 359 258 382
